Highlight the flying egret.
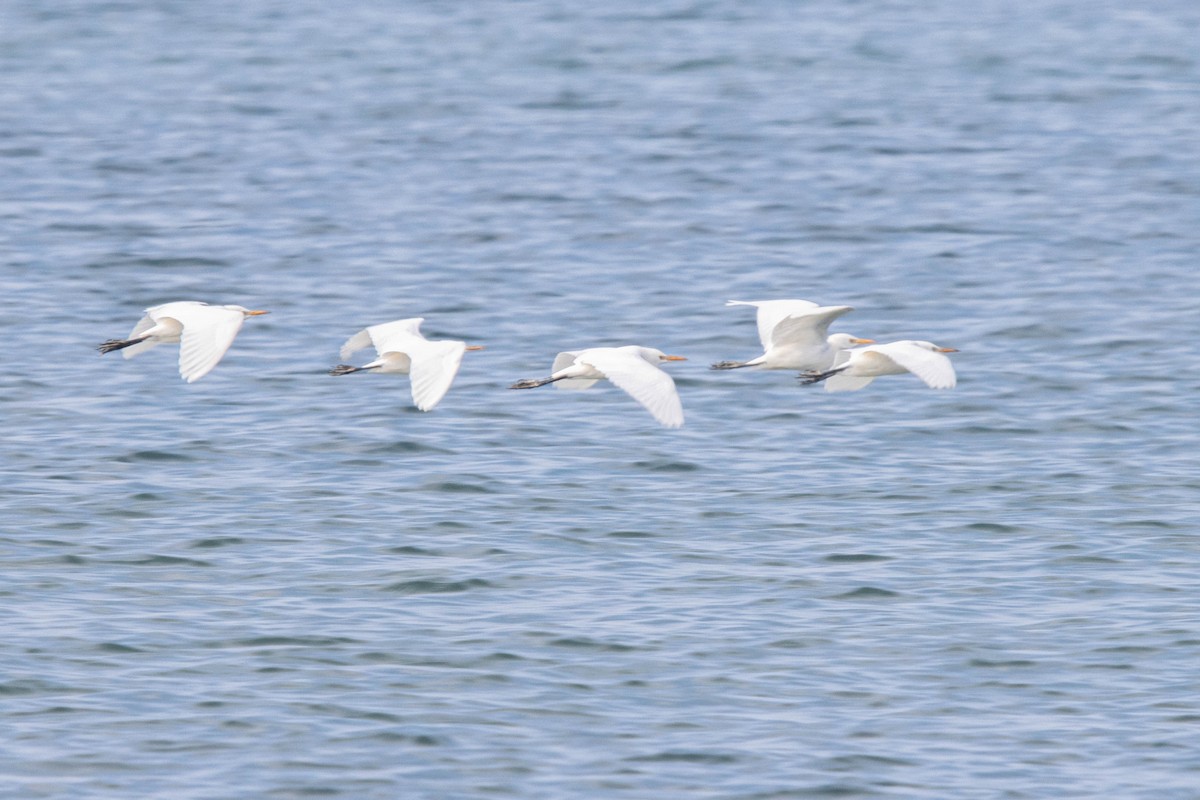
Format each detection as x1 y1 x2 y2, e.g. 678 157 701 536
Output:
329 317 483 411
799 340 958 392
509 346 687 428
97 301 269 383
710 299 873 371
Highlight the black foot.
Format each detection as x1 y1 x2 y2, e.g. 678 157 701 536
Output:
329 364 364 376
97 337 146 354
509 377 553 390
798 367 842 385
710 360 749 370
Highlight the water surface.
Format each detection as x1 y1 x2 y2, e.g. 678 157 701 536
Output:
2 1 1199 798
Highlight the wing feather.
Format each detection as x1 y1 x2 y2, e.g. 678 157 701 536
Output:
339 329 374 361
727 299 819 350
408 340 467 411
881 343 957 389
768 305 854 349
824 374 876 392
128 313 157 338
551 350 598 390
366 318 426 355
121 313 164 359
581 350 683 428
173 305 246 383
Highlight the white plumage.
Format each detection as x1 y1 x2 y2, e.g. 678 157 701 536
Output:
98 301 269 383
801 340 958 392
510 345 687 428
711 299 873 371
330 317 481 411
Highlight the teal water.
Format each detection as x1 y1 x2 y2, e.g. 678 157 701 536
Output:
2 1 1199 798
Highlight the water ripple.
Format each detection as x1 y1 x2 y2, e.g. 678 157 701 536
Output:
2 0 1198 797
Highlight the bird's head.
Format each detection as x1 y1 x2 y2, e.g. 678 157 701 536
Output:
827 333 874 349
224 305 270 317
638 347 686 364
912 340 957 353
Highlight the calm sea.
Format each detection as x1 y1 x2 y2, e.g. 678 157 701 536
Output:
2 1 1198 797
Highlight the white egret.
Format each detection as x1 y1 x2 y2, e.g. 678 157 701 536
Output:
711 299 873 371
329 317 483 411
799 340 958 392
509 346 687 428
98 301 269 383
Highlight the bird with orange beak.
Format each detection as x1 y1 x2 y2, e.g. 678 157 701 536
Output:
98 301 269 383
799 340 959 392
329 317 484 412
510 345 687 428
711 299 873 372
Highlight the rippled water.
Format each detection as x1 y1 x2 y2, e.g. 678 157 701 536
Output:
3 1 1199 798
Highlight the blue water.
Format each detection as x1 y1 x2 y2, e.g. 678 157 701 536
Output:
3 1 1199 798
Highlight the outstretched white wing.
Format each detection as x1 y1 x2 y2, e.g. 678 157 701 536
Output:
340 318 427 361
580 349 684 428
171 304 247 383
338 329 375 361
338 318 426 370
120 312 165 359
551 350 598 390
768 305 854 349
726 299 819 350
879 342 957 389
128 312 157 338
408 340 468 411
824 374 876 392
366 318 426 356
824 349 885 392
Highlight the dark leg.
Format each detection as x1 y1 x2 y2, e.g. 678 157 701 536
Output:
709 360 750 370
797 366 848 385
97 336 149 354
329 364 372 376
508 376 564 390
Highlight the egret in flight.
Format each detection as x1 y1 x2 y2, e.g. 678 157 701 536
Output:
98 301 269 383
799 340 958 392
329 317 483 411
711 299 873 371
509 346 687 428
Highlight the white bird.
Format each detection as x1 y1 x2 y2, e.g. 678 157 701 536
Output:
329 317 483 411
799 340 958 392
509 346 687 428
711 299 873 371
98 301 269 383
